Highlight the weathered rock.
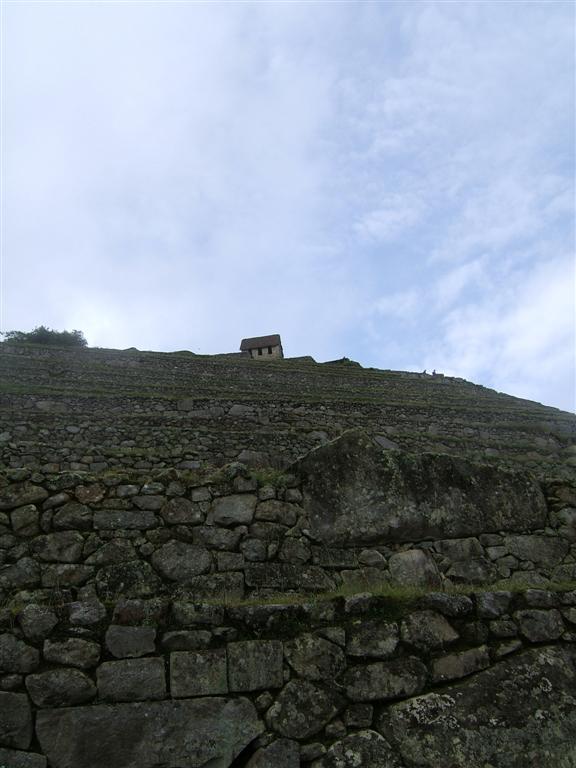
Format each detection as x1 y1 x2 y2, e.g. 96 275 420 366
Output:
228 640 284 691
93 510 158 530
0 748 47 768
0 485 48 511
311 731 401 768
255 500 298 526
11 505 40 537
0 558 41 591
430 645 490 683
53 502 92 531
170 650 228 697
95 561 161 599
41 564 94 588
0 634 40 673
268 680 344 739
30 532 84 563
19 604 58 642
446 557 499 584
284 634 346 681
346 620 399 658
418 593 474 617
193 526 241 551
344 657 427 702
475 590 513 618
105 625 156 658
377 646 576 768
246 738 300 767
183 572 245 601
26 669 96 707
150 541 211 583
0 691 32 749
388 550 441 588
160 497 204 525
504 535 570 569
161 630 212 651
43 638 100 669
97 658 166 702
84 540 138 565
434 537 484 560
295 430 547 545
36 698 263 768
400 610 459 651
68 599 107 626
245 563 335 592
514 609 565 642
171 601 224 626
209 494 257 526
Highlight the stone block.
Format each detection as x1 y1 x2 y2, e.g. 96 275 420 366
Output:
11 505 40 537
388 550 441 588
18 604 58 643
170 650 228 697
244 563 335 592
255 500 298 526
311 731 400 768
183 572 245 601
268 680 343 739
400 610 459 651
43 638 100 669
95 561 161 600
514 609 565 642
209 494 257 526
193 526 241 551
0 748 47 768
36 698 263 768
344 657 427 702
0 634 40 674
346 619 399 658
53 502 93 531
26 669 96 707
41 564 94 588
284 634 345 681
97 658 166 702
0 691 32 749
476 591 513 618
161 630 212 651
430 645 490 683
30 532 84 562
93 510 158 530
105 626 156 658
160 498 204 525
150 541 211 583
246 738 300 768
228 640 284 691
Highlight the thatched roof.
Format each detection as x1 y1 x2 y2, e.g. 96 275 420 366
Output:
240 334 282 351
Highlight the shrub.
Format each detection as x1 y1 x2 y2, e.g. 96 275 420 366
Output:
2 325 87 347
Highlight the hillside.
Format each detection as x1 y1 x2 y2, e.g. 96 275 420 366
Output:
1 343 574 479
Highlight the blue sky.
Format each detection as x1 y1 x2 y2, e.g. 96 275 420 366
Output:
3 1 575 411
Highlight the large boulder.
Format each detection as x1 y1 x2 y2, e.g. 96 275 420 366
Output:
377 645 576 767
293 430 547 545
36 698 263 768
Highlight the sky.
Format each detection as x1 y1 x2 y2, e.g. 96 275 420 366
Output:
2 0 575 412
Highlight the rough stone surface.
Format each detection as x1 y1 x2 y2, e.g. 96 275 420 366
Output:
430 645 490 683
400 610 459 651
475 590 513 618
514 609 565 642
150 541 211 583
105 625 156 658
19 605 58 643
36 698 263 768
504 535 570 569
295 430 547 545
160 497 203 525
228 640 284 691
311 731 401 768
268 679 344 739
97 658 166 702
0 634 40 674
246 738 300 768
344 657 427 702
0 748 47 768
43 638 100 669
284 634 346 681
377 646 576 768
95 561 161 599
388 550 441 588
209 494 257 526
0 691 32 749
346 620 399 658
30 532 84 563
170 650 228 697
25 669 96 708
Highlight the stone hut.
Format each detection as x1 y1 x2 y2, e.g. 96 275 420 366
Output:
240 334 284 360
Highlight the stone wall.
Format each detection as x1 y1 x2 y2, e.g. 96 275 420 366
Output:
1 435 575 610
2 344 575 480
1 584 575 767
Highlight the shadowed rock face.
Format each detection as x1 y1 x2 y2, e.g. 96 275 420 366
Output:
35 697 262 768
295 430 547 545
377 645 576 768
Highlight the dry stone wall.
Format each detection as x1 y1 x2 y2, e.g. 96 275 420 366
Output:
1 584 575 767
